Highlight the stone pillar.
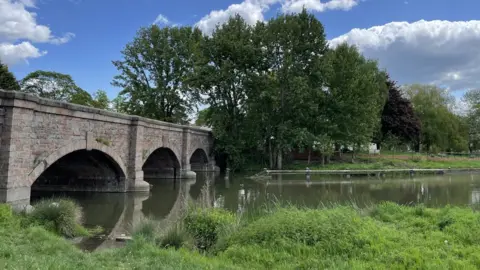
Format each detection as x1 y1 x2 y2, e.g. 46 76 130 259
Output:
0 104 33 209
180 163 196 178
127 118 150 192
180 127 196 178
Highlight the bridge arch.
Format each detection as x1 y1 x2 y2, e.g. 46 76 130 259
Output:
142 147 181 182
189 148 209 171
28 140 128 190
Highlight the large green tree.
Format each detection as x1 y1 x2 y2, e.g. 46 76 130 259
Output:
463 89 480 152
405 84 468 152
188 15 258 169
247 9 330 169
323 43 388 157
0 61 20 90
20 70 93 106
112 25 202 123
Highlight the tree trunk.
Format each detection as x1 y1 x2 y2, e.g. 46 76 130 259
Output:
334 143 342 160
276 149 283 170
321 153 325 166
307 147 311 165
269 139 274 169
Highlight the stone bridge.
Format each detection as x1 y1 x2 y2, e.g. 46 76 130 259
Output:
0 90 216 208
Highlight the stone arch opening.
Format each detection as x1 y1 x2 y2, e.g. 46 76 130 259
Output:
142 147 181 183
189 148 209 171
31 149 127 192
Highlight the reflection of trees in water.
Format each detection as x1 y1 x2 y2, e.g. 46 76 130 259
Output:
265 175 478 207
211 174 480 211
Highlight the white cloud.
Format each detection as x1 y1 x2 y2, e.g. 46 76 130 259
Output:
196 0 272 34
0 0 74 65
0 41 46 65
329 20 480 92
49 32 76 45
153 14 170 25
282 0 359 13
195 0 358 34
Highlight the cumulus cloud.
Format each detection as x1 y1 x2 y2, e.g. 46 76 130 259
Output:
195 0 359 34
282 0 359 13
49 32 76 45
329 20 480 92
0 41 46 64
153 14 170 25
0 0 74 65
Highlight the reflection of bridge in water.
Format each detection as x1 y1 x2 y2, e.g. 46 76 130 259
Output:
89 171 217 251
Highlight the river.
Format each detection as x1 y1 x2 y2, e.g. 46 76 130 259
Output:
31 172 480 250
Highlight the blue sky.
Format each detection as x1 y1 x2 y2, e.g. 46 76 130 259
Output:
2 0 480 102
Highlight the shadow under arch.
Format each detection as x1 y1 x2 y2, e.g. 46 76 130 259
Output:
28 140 128 188
142 147 181 183
189 148 209 171
31 150 127 192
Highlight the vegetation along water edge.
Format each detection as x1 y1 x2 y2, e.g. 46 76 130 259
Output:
2 197 480 269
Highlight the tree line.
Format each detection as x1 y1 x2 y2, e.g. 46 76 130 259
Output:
0 10 478 170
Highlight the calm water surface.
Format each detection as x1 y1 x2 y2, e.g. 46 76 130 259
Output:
31 172 480 250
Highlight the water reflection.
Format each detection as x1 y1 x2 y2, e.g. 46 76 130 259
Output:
33 172 480 250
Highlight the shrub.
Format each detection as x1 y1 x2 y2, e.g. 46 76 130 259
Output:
133 217 159 240
28 199 87 238
157 224 195 250
184 208 236 251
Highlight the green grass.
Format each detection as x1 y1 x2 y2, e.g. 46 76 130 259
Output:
3 201 480 269
215 203 480 269
286 154 480 171
25 198 89 238
0 204 238 270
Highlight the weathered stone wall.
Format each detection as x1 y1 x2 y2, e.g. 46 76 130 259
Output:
0 90 213 207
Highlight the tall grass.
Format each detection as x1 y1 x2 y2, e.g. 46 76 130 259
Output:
5 196 480 269
0 204 237 269
26 198 88 238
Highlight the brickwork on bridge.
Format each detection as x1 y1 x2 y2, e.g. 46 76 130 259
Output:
0 90 215 207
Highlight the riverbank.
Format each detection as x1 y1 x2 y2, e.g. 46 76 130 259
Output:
2 201 480 269
285 154 480 171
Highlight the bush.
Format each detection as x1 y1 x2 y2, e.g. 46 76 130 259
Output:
157 224 195 250
133 217 158 240
184 208 236 251
28 199 87 238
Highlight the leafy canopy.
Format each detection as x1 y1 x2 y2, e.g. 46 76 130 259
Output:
112 25 203 123
0 61 20 91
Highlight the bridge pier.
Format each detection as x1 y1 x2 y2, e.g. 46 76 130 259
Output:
0 187 31 210
127 170 150 192
181 164 197 178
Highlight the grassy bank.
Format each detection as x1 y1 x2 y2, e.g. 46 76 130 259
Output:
0 203 235 270
285 154 480 171
2 200 480 269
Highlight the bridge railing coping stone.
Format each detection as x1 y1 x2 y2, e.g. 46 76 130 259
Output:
0 89 211 133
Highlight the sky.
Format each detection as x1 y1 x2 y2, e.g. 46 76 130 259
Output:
2 0 480 105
